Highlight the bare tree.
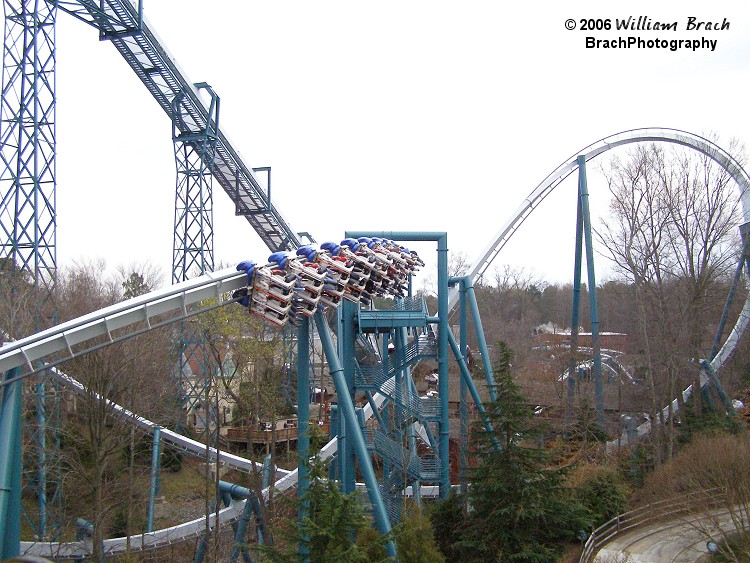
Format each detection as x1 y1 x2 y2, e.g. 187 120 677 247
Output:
596 139 745 462
196 293 289 555
54 260 172 560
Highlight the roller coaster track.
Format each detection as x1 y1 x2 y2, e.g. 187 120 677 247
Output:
458 128 750 308
4 127 749 558
53 0 300 253
0 266 389 557
460 128 750 379
6 5 750 555
52 2 750 465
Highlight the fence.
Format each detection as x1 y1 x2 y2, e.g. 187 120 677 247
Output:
579 488 726 562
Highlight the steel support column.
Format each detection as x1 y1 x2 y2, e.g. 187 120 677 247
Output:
313 310 396 558
347 231 450 498
171 84 219 438
297 316 310 561
146 426 162 533
577 156 605 427
0 367 23 559
337 300 357 495
1 1 60 539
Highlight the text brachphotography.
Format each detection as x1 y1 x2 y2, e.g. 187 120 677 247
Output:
585 36 717 52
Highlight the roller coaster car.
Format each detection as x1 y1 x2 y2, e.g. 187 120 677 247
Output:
296 245 318 263
293 283 322 306
250 301 290 328
324 278 346 295
349 262 373 285
339 246 373 273
318 253 353 279
386 251 409 272
342 281 372 305
356 245 389 272
253 267 296 303
319 289 342 308
287 259 327 289
251 290 293 316
291 296 317 317
319 280 345 308
236 260 257 283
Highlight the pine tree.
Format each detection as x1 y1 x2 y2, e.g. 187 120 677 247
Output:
461 341 591 562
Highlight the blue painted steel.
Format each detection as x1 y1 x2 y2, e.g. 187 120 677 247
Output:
0 1 57 325
262 454 272 491
231 500 254 563
577 156 605 426
395 329 405 438
219 480 265 559
446 331 498 448
569 178 584 387
0 367 22 559
75 518 103 562
252 166 272 212
566 377 576 437
407 423 421 506
347 230 450 497
700 360 733 413
457 279 469 494
711 226 750 360
147 426 162 532
568 160 586 435
35 380 47 539
219 481 266 545
364 391 387 431
297 316 310 561
1 0 62 537
53 0 299 252
436 235 450 497
193 501 214 563
328 405 338 482
711 254 745 360
313 310 396 558
171 83 219 443
338 300 358 495
172 82 219 283
465 280 497 402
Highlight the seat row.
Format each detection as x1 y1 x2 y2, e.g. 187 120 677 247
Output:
233 237 424 327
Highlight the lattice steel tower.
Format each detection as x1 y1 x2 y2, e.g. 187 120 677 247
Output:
0 1 56 329
0 0 59 541
171 84 218 437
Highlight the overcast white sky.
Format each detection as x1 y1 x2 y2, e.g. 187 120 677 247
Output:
52 1 750 289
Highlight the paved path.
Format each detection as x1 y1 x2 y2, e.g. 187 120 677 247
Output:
594 508 740 562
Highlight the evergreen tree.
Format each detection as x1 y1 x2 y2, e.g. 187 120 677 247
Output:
261 458 389 562
460 341 591 562
430 491 469 561
393 503 445 562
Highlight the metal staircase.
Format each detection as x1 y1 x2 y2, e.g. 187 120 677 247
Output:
348 298 442 522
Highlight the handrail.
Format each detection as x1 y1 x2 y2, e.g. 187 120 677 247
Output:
580 488 725 562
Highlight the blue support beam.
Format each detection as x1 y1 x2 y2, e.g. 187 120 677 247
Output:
337 300 358 495
0 367 22 559
577 156 605 427
457 280 469 494
347 231 450 498
314 310 396 558
567 157 605 430
464 279 497 402
297 316 310 561
147 426 162 532
446 331 499 450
